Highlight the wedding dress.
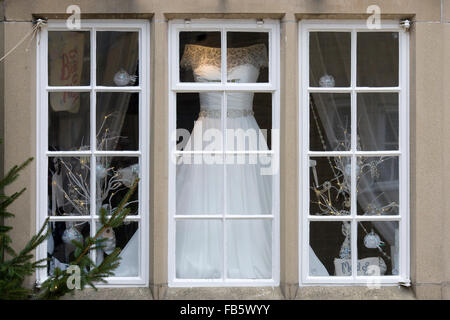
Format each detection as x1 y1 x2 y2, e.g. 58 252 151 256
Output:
176 43 329 278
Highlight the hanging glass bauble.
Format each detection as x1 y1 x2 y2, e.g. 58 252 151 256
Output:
62 226 83 245
319 74 335 87
113 69 137 86
96 163 108 179
118 163 139 188
364 229 383 249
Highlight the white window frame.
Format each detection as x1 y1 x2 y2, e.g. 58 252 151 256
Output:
168 19 280 287
298 20 410 286
36 20 150 287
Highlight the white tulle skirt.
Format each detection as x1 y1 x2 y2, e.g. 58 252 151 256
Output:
176 114 272 279
175 114 329 278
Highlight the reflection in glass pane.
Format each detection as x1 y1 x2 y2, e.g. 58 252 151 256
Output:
47 220 90 276
226 155 272 215
310 221 348 276
357 156 399 216
309 32 351 87
227 220 271 279
96 31 139 86
357 32 399 87
48 157 90 216
176 219 222 279
96 157 139 216
96 221 139 277
357 93 399 151
49 92 90 151
227 32 269 83
176 92 222 152
48 31 90 86
310 93 351 151
179 32 221 83
357 221 399 276
96 93 139 151
310 157 351 216
176 154 223 215
226 92 271 151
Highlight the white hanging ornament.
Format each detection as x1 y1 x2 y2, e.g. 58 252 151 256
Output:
62 226 83 245
319 74 335 87
96 163 108 179
117 163 139 188
364 229 384 249
113 69 137 86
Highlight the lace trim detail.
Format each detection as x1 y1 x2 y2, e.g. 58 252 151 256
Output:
198 108 254 118
180 43 268 70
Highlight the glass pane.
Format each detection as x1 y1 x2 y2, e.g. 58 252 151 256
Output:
95 157 139 216
96 31 139 86
48 157 90 216
96 92 139 151
180 32 221 83
47 220 90 276
357 221 399 276
176 154 223 215
176 219 222 279
357 93 399 151
310 93 351 151
226 92 272 151
96 221 139 277
357 32 399 87
227 32 269 83
227 220 271 279
49 92 90 151
310 157 351 216
309 32 351 87
176 92 222 152
226 154 272 215
357 156 399 216
48 31 90 86
310 221 349 276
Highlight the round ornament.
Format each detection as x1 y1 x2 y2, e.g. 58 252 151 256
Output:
364 229 383 249
113 69 137 86
62 226 83 245
319 74 335 87
96 163 108 179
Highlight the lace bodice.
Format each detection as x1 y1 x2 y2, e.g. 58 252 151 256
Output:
181 43 267 116
180 43 268 71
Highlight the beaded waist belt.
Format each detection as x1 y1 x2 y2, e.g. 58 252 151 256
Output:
198 108 254 118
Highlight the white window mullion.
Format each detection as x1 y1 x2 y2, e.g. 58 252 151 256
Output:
89 27 97 266
222 91 228 281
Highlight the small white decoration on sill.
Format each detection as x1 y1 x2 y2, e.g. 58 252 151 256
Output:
334 257 387 276
113 68 137 86
62 226 83 245
319 74 335 87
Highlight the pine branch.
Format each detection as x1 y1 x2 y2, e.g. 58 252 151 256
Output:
36 178 139 300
